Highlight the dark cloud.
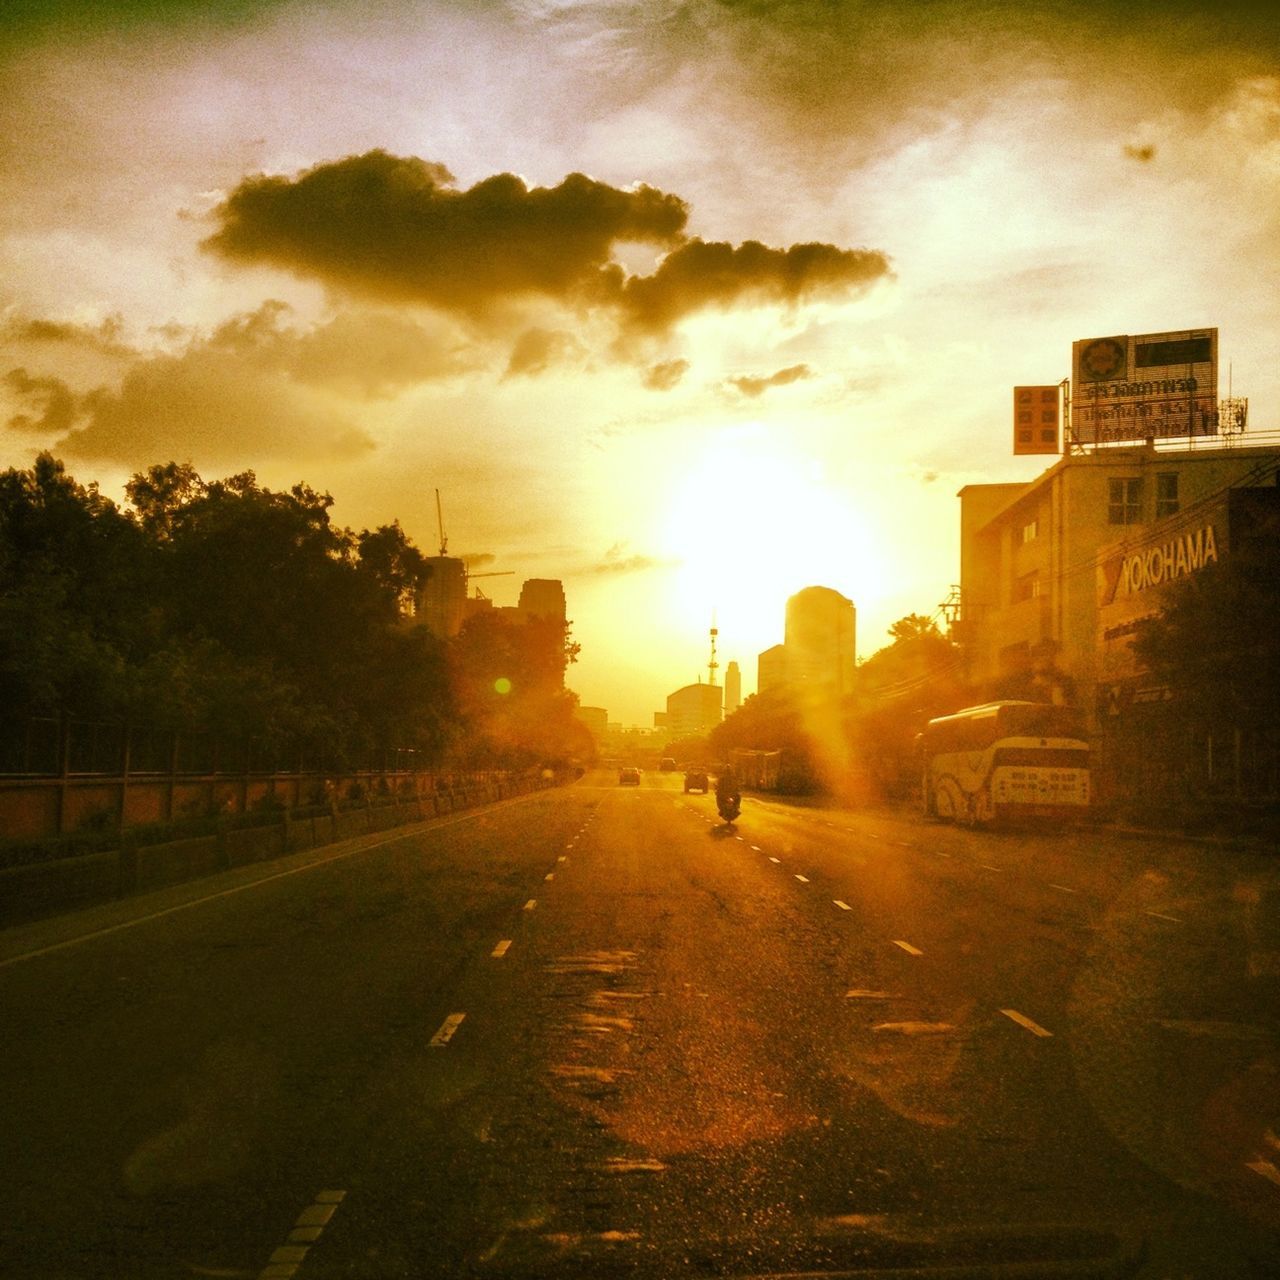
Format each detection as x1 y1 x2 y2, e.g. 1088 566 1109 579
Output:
4 368 77 435
503 328 584 378
203 152 890 343
2 314 132 358
1124 143 1156 162
204 150 689 313
618 240 889 334
727 363 813 398
641 358 690 391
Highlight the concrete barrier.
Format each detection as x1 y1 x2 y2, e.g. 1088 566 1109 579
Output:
0 850 120 926
134 834 223 893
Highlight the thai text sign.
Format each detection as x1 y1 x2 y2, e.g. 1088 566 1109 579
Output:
1072 328 1217 443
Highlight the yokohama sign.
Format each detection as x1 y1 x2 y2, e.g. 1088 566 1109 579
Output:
1101 524 1218 604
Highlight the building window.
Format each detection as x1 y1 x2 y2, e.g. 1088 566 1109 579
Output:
1020 519 1038 543
1156 472 1179 518
1108 477 1142 525
1013 571 1041 602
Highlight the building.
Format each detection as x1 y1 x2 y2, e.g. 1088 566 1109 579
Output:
417 556 468 637
664 682 723 742
573 705 609 742
724 661 742 715
757 643 789 695
784 586 857 695
517 578 566 623
958 438 1280 796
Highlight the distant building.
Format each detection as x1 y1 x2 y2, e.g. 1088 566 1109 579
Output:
418 556 468 637
664 682 723 741
757 643 789 695
724 661 742 715
518 578 566 622
574 705 609 741
784 586 856 695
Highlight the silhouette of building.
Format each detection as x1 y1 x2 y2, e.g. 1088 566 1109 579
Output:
418 556 468 637
664 682 723 741
573 705 609 742
517 578 566 622
757 643 789 695
724 660 742 715
784 586 857 695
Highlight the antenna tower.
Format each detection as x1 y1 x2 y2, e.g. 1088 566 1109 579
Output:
708 616 719 686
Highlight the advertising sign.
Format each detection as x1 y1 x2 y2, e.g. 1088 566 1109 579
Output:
1072 328 1217 443
1013 386 1060 455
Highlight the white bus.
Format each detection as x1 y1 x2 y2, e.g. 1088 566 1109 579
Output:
921 701 1091 825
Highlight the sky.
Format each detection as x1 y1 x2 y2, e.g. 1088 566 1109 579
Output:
2 0 1278 725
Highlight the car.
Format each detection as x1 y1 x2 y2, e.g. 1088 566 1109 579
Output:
618 767 641 785
658 757 677 772
683 768 708 793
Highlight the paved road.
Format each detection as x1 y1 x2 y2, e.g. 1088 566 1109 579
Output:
2 773 1278 1277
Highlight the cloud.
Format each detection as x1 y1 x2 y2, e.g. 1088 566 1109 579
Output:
727 362 812 398
504 327 585 378
203 151 891 343
2 314 133 358
1124 143 1156 161
4 368 77 435
575 544 678 577
641 358 689 391
203 150 689 314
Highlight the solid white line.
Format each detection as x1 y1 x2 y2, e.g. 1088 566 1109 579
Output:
1048 883 1077 894
833 900 851 911
1144 909 1182 923
892 939 923 956
491 939 513 958
0 795 550 971
523 898 537 911
1000 1008 1053 1037
794 874 810 883
429 1012 466 1047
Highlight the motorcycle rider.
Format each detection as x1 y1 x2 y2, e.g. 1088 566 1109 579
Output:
715 764 741 820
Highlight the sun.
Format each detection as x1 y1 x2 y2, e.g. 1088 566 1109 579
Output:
657 428 885 661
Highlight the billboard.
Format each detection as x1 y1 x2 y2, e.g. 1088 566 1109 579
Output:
1071 328 1217 444
1013 385 1060 454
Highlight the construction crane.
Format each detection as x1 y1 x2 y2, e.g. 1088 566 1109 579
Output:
434 489 513 594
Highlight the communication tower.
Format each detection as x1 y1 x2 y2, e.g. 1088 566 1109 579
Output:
708 618 719 687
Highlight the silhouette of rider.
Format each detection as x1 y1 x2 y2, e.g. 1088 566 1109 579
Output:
716 765 740 810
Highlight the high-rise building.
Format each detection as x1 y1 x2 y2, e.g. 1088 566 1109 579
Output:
784 586 857 695
517 578 566 622
664 682 723 741
418 556 468 637
757 643 789 694
724 660 742 714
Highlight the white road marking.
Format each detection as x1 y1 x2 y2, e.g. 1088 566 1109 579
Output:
735 836 745 842
795 874 810 883
892 939 923 956
980 864 1002 872
491 939 513 958
833 900 851 910
768 856 781 864
750 845 762 851
295 1203 338 1227
544 872 555 881
1048 883 1077 894
523 898 537 911
601 1157 666 1172
270 1246 310 1265
1000 1008 1053 1037
873 1021 955 1035
846 989 894 999
430 1012 467 1047
258 1192 345 1279
1144 909 1182 923
557 855 566 863
935 851 951 858
1246 1159 1280 1188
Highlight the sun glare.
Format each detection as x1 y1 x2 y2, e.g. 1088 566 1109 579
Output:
659 430 885 663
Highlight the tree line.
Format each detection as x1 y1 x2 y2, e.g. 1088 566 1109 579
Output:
0 454 591 774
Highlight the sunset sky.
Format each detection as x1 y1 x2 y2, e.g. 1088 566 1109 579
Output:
3 1 1278 724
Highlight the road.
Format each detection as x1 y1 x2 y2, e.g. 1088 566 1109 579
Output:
2 771 1278 1278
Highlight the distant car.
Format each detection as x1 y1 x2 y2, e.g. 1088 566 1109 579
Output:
658 757 677 772
618 767 641 786
683 768 708 794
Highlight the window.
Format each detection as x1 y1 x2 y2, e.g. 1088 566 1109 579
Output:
1108 477 1142 525
1020 519 1038 543
1013 571 1041 602
1156 472 1179 518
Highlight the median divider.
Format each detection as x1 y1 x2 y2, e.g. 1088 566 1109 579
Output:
0 774 558 929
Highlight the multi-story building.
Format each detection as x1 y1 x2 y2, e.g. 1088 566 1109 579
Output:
664 682 723 742
517 578 566 623
784 586 857 695
757 643 789 695
417 556 468 637
724 661 742 715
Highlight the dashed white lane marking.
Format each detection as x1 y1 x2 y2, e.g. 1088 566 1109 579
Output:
492 939 513 958
833 900 851 910
258 1190 346 1279
750 845 762 851
523 898 537 911
846 989 894 999
557 855 567 863
980 864 1002 872
1000 1008 1053 1037
1144 909 1183 923
544 872 555 881
1246 1159 1280 1188
1048 883 1077 894
430 1012 467 1047
768 857 781 864
735 836 745 842
892 939 923 956
794 874 810 883
935 851 951 858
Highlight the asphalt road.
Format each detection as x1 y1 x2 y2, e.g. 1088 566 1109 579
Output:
2 772 1278 1278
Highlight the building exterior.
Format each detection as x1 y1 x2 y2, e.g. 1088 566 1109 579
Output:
724 661 742 715
757 644 789 695
517 578 566 623
417 556 468 637
958 439 1280 798
573 705 609 742
784 586 857 695
664 682 723 741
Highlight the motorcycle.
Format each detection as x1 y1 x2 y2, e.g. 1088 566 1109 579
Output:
716 791 741 823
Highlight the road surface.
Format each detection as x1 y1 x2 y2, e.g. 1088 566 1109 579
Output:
3 771 1278 1277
